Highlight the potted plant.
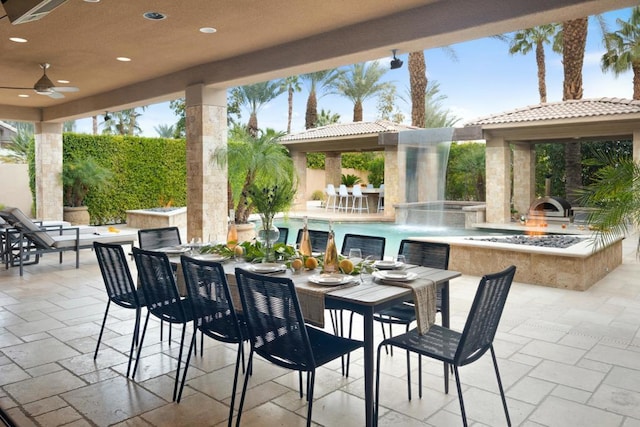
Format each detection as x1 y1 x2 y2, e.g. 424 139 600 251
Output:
213 127 294 240
62 157 113 225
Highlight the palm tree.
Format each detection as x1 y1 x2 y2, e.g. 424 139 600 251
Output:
424 82 460 128
331 61 391 122
213 128 294 223
102 108 146 136
280 76 302 133
562 17 588 205
301 69 342 129
231 80 285 137
507 24 559 103
0 127 32 163
315 109 340 127
408 51 427 126
601 7 640 100
154 124 175 138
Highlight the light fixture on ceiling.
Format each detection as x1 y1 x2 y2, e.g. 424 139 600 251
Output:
103 112 111 122
143 11 166 20
9 37 27 43
116 57 131 62
390 49 403 70
199 27 217 34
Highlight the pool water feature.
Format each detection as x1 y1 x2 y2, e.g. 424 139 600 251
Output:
272 218 512 257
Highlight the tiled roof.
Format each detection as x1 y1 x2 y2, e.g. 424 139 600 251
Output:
280 120 420 142
466 98 640 126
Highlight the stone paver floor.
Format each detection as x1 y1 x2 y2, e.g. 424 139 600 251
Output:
1 233 640 426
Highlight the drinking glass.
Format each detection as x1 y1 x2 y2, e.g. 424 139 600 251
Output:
396 254 406 266
348 248 362 261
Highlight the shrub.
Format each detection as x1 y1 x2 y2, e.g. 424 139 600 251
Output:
311 190 325 201
341 174 362 186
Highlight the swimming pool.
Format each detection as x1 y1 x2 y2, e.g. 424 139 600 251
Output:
273 218 513 257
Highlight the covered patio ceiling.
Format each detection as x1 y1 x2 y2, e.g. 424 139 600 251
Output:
0 0 633 125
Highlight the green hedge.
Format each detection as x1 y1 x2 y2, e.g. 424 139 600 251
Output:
39 133 187 224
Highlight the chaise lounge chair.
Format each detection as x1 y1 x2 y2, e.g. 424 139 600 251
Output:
0 207 136 276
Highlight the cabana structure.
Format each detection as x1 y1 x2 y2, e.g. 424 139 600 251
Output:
467 98 640 224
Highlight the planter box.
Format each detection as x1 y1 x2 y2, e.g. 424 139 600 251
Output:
126 207 187 231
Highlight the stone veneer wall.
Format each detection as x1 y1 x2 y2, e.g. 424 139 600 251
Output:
447 239 622 291
126 208 187 239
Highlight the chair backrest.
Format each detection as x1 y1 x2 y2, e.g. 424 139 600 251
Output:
181 256 243 343
339 184 349 196
341 233 385 260
366 184 374 189
0 207 55 249
234 267 315 371
326 184 337 196
455 265 516 366
277 227 289 244
398 240 450 270
352 185 363 196
138 227 181 250
132 247 185 322
296 229 329 252
94 242 141 309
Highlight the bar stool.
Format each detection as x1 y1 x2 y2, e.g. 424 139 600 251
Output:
351 185 369 214
377 184 384 213
325 184 337 211
337 184 351 212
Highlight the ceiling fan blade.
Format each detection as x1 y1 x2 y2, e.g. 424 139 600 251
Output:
47 91 65 99
53 86 79 92
0 86 32 90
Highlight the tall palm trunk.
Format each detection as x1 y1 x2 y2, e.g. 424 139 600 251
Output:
353 100 363 122
535 41 547 103
305 90 317 129
248 113 258 137
409 51 427 127
634 63 640 100
92 116 98 135
287 86 294 133
563 17 588 205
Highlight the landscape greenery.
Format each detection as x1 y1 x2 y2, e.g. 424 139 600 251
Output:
3 7 639 230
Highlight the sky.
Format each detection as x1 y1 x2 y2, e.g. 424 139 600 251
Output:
74 6 635 137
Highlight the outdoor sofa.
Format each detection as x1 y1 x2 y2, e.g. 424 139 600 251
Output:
0 207 136 276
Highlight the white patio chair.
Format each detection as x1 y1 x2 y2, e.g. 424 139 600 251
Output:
377 184 384 213
337 184 351 212
325 184 337 211
351 185 369 214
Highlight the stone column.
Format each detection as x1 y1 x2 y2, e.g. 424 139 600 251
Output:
512 142 535 217
384 145 402 217
35 122 63 220
634 130 640 164
485 135 511 223
185 84 227 243
291 150 307 211
325 152 341 188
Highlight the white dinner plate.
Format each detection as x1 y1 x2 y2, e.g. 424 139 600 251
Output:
157 246 190 255
193 253 228 262
308 273 355 286
248 263 286 273
373 270 417 283
373 260 403 270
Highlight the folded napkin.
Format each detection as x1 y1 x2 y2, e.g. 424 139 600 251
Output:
380 275 436 334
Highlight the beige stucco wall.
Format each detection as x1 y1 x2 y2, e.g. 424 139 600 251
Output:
0 163 32 214
305 167 369 201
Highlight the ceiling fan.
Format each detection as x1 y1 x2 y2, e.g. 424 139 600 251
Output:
0 63 79 98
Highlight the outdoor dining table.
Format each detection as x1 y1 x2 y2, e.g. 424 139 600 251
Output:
173 255 460 427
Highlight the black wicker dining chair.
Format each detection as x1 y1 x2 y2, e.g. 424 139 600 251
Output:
336 233 386 376
177 256 247 426
234 268 363 427
137 226 182 250
295 229 329 253
131 247 194 402
276 227 289 244
373 239 450 399
375 265 516 427
93 242 146 378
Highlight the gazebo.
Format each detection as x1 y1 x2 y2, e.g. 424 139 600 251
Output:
280 120 419 217
466 98 640 224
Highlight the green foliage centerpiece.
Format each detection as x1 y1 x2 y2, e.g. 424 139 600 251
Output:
248 181 296 262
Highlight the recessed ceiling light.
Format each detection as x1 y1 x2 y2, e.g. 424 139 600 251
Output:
199 27 217 34
83 0 100 2
18 94 29 98
57 79 70 84
9 37 27 43
116 57 131 62
143 11 166 20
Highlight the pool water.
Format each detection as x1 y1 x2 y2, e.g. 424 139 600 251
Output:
273 218 513 257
